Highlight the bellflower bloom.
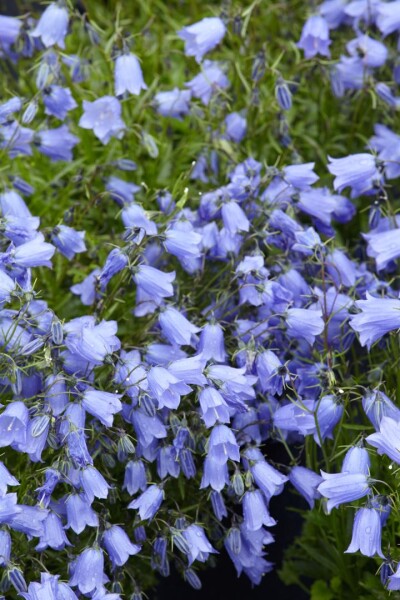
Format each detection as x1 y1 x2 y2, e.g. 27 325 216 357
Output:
106 176 141 205
225 112 247 142
69 547 104 595
99 248 128 290
158 306 200 346
317 472 370 513
65 493 99 534
221 201 250 235
147 366 191 409
199 386 230 427
178 17 226 62
0 401 29 447
51 225 86 260
328 154 382 197
197 323 226 362
283 163 319 189
250 458 288 501
289 466 322 508
243 490 276 530
285 307 324 345
364 227 400 271
154 88 191 119
0 16 22 50
70 268 100 305
182 525 217 565
350 294 400 349
32 3 69 48
345 507 385 558
9 233 55 268
346 35 387 68
79 96 126 144
297 15 331 58
82 389 122 427
123 460 147 495
366 416 400 464
207 424 240 464
376 1 400 36
36 511 70 551
164 227 202 260
114 53 147 96
128 485 164 520
186 61 229 105
362 390 400 430
103 525 141 566
79 466 110 504
43 85 77 119
342 446 371 475
36 125 79 161
134 265 175 299
200 455 230 491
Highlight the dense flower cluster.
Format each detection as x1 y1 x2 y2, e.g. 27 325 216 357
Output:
0 0 400 598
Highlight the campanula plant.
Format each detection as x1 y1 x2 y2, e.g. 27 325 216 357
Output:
1 0 400 598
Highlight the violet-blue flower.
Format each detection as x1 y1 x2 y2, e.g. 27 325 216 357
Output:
79 96 126 144
128 484 164 520
154 88 191 119
82 388 122 427
31 3 69 48
297 15 331 58
178 17 226 62
103 525 141 566
69 546 104 595
328 154 383 197
350 294 400 349
114 53 147 96
345 507 385 558
186 60 229 105
43 85 77 119
317 472 370 513
51 225 86 260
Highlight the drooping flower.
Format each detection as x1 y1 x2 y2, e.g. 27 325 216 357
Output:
285 307 324 345
328 154 382 197
158 306 200 346
154 88 191 119
242 490 276 530
345 507 385 558
317 472 370 513
147 366 191 409
178 17 226 62
364 227 400 271
42 85 77 119
297 15 331 58
51 225 86 260
362 390 400 430
128 485 164 520
350 294 400 349
186 60 229 105
289 466 322 508
134 265 175 300
182 525 217 565
103 525 141 566
32 3 69 48
114 53 147 96
366 416 400 464
82 388 122 427
69 547 104 595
